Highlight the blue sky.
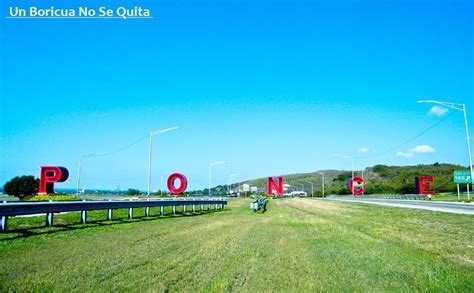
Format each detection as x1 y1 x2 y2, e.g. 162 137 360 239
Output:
1 0 473 191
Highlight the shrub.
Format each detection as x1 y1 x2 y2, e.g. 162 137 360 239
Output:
127 188 141 195
26 194 79 201
3 176 39 200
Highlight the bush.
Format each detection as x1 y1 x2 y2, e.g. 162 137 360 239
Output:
26 194 79 201
127 188 141 195
3 176 39 200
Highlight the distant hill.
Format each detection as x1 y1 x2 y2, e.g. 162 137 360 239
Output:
206 163 469 196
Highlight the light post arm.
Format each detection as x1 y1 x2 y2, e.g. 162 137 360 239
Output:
147 126 179 196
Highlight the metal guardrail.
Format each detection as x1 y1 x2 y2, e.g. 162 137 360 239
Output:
326 194 431 200
356 194 430 200
0 198 227 231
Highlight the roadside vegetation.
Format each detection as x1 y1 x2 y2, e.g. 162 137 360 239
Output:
234 163 470 196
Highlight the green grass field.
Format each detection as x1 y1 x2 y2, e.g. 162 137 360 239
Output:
431 192 472 202
1 198 473 291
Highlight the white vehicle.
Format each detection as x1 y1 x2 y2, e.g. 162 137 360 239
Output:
290 191 307 197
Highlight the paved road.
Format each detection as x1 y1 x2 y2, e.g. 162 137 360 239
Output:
327 197 474 215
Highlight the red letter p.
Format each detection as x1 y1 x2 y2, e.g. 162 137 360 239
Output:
39 166 69 194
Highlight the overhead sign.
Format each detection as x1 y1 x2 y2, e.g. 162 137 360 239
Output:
453 170 472 184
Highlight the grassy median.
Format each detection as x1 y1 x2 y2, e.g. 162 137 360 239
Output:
1 198 473 291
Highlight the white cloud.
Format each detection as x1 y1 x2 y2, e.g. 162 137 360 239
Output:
396 151 414 158
410 145 436 153
358 147 369 153
428 106 448 116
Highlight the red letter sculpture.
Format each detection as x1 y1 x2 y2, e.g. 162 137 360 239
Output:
38 166 69 194
167 173 188 195
416 176 435 195
267 176 284 197
348 176 365 196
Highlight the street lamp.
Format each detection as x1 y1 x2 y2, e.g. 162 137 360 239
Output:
76 153 98 195
209 161 226 196
147 126 179 196
334 153 354 195
418 100 473 200
228 173 240 194
160 175 164 197
306 181 314 197
316 171 325 197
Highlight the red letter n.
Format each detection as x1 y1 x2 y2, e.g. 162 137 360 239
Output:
267 176 284 197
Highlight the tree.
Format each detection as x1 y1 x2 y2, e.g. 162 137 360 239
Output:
3 176 39 200
127 188 141 195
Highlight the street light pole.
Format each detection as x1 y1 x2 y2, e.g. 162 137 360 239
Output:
77 155 84 195
418 100 473 200
209 161 225 196
306 181 314 197
160 175 164 197
147 126 179 196
316 171 325 197
76 153 97 195
228 173 240 194
335 154 355 195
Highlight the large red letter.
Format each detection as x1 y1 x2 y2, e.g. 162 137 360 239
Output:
416 176 435 195
38 166 69 194
348 176 365 196
267 176 284 197
167 173 187 195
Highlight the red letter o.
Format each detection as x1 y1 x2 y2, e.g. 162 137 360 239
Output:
167 173 187 195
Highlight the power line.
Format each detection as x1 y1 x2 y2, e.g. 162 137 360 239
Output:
93 134 149 157
356 112 454 159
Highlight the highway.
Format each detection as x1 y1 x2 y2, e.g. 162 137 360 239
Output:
327 197 474 215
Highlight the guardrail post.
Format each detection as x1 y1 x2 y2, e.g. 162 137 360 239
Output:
183 205 186 213
192 204 195 213
107 199 113 220
46 212 53 227
145 198 150 217
172 206 176 215
1 201 6 231
160 206 164 216
215 204 217 210
200 204 203 211
0 215 6 231
46 200 53 227
81 210 87 224
208 204 211 211
128 199 133 219
80 200 87 224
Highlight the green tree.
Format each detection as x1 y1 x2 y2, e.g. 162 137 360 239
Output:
3 176 39 200
127 188 141 195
